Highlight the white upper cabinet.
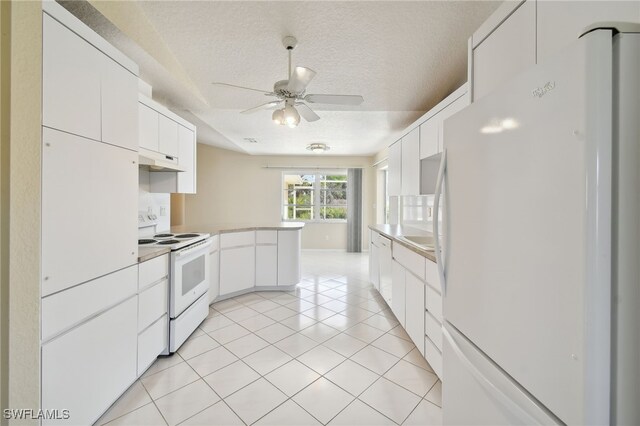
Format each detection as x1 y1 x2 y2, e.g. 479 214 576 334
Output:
439 94 468 151
177 125 196 194
158 114 179 158
43 14 101 141
139 103 159 152
101 56 138 151
472 0 536 101
42 128 138 296
419 117 439 160
401 128 420 196
388 141 402 197
537 1 640 63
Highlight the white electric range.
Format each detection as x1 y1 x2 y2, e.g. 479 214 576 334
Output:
139 231 212 353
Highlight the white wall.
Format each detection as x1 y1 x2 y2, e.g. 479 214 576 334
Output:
183 144 376 250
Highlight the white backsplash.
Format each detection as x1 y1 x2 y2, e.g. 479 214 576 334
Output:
139 169 171 234
400 195 437 233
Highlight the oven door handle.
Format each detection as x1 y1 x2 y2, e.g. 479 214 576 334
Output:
175 239 212 258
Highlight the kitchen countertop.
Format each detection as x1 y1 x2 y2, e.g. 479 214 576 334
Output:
171 222 305 236
138 246 171 263
368 224 437 263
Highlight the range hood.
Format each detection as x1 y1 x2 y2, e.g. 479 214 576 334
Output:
138 148 185 172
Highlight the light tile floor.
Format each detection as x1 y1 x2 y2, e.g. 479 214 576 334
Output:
97 252 442 426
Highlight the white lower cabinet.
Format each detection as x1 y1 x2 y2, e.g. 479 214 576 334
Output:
369 241 380 291
220 246 255 295
209 236 220 303
278 230 301 286
425 335 443 379
138 315 168 376
405 273 426 355
42 297 138 426
256 245 278 287
391 260 406 327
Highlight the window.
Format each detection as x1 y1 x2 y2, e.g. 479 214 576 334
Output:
283 172 348 222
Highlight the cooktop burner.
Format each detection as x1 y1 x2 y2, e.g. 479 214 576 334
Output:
154 233 175 238
157 239 180 245
176 233 200 238
138 239 157 245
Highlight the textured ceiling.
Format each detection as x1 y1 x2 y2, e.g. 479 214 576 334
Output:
66 1 501 156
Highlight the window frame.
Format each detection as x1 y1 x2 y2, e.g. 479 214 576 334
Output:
282 170 348 223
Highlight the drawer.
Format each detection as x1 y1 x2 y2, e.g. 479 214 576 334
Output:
138 280 168 332
209 235 219 253
393 243 426 280
425 284 443 322
139 254 169 290
425 336 443 379
378 235 391 249
425 258 441 293
220 231 255 248
137 314 168 376
42 265 137 341
256 230 277 245
425 311 443 351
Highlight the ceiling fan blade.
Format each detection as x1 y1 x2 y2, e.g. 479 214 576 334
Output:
240 101 282 114
304 94 364 105
212 82 273 95
286 67 317 94
295 103 320 122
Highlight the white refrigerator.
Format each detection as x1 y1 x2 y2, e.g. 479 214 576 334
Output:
436 26 639 425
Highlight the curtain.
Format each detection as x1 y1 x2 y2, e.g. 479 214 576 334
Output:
347 168 363 252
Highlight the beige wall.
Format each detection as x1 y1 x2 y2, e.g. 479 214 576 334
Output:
184 144 376 250
2 1 42 421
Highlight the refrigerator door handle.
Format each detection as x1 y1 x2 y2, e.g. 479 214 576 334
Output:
443 324 558 425
433 149 446 294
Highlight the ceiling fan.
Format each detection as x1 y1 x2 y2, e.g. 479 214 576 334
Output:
212 36 364 128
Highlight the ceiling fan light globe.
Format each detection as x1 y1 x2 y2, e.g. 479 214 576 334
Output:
272 109 285 125
283 105 300 127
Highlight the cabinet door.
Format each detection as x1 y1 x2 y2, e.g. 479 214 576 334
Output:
388 141 402 196
42 128 138 296
278 230 301 286
405 273 426 355
101 56 138 151
256 245 278 287
42 297 137 426
209 250 220 303
472 0 536 101
439 95 468 152
177 125 196 193
369 243 380 291
537 1 640 63
419 117 439 159
43 14 101 141
219 246 255 295
391 260 406 327
139 103 159 152
401 128 420 196
158 114 179 158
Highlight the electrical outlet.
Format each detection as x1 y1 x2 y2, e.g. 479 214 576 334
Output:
160 206 167 216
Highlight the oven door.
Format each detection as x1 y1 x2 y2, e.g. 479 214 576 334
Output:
170 239 212 318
